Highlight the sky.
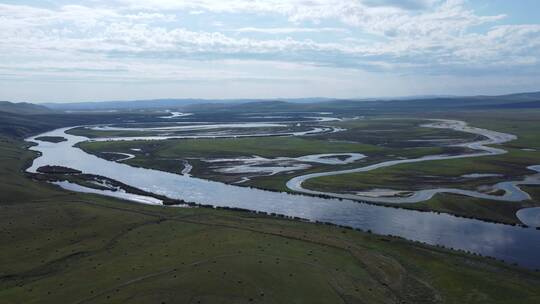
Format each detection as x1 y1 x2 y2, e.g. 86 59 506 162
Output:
0 0 539 103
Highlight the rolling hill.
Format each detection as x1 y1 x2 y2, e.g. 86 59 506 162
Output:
40 92 540 113
0 101 53 115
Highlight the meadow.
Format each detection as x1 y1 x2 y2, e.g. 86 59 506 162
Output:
77 118 473 188
75 114 540 225
305 110 540 224
2 137 540 303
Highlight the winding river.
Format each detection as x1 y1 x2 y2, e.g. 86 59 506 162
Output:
26 119 540 269
288 119 540 204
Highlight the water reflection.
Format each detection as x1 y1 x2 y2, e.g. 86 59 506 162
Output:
288 120 540 203
517 207 540 228
27 127 540 270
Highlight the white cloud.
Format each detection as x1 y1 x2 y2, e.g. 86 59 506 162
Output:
363 0 439 10
233 27 348 34
115 0 503 38
0 0 539 101
0 1 535 70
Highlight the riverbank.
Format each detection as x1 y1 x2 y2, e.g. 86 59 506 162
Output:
26 125 540 269
76 117 540 226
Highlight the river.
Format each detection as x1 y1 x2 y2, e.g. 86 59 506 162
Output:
26 120 540 270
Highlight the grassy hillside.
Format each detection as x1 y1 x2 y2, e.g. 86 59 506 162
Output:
0 101 53 115
180 92 540 114
0 110 164 139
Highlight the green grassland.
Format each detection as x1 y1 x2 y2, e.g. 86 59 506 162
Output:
2 138 540 303
74 116 538 225
303 111 540 224
78 138 466 193
436 109 540 150
397 194 540 225
34 136 67 143
81 136 383 159
77 119 474 191
303 148 540 193
313 118 480 148
67 125 311 139
78 136 385 188
306 111 540 193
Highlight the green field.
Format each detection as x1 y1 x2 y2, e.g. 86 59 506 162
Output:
75 115 540 224
304 148 540 194
78 137 466 190
302 146 540 224
67 124 312 139
303 111 540 224
396 194 540 225
305 111 540 194
77 119 474 190
2 137 540 303
312 118 480 148
80 136 383 159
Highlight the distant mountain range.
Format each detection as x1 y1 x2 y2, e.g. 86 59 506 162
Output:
43 99 237 111
0 101 53 115
184 92 540 113
42 97 335 111
2 91 539 114
1 91 539 138
38 92 540 112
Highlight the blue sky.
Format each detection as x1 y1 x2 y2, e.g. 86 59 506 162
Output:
0 0 539 102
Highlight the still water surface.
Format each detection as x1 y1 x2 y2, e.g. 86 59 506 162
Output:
27 126 540 270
